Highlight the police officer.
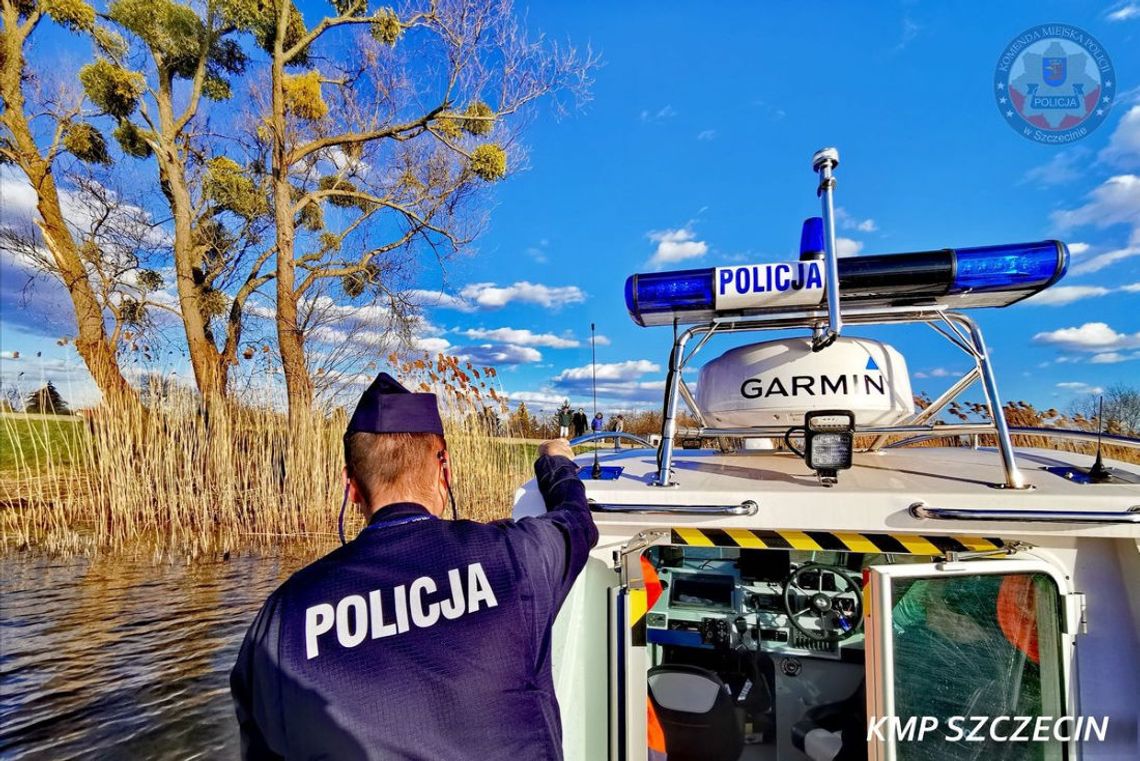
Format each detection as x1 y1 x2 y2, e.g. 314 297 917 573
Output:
230 372 598 760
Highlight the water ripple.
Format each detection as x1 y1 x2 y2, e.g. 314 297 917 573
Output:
0 553 298 759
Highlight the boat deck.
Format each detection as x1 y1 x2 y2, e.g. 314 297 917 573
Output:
513 445 1140 541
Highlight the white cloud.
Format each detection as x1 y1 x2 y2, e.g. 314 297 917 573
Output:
647 226 709 267
913 367 952 380
1032 322 1140 352
459 327 579 349
835 237 863 256
640 105 677 123
414 337 451 353
1051 174 1140 235
459 281 587 310
554 359 660 383
1106 2 1140 21
1021 148 1088 186
457 344 542 365
1099 106 1140 167
697 129 717 141
1056 381 1105 394
1070 244 1140 275
1068 242 1090 256
1122 282 1140 292
1090 352 1138 363
504 390 569 409
406 289 477 313
1022 285 1111 306
835 208 877 233
1051 175 1140 274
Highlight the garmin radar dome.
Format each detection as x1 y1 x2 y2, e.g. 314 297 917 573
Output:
696 337 914 427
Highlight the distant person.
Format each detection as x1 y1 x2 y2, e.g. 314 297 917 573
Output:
592 412 604 434
558 406 571 438
572 408 588 438
231 373 598 760
613 414 625 449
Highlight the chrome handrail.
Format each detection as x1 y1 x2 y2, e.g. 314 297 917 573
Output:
589 499 759 516
569 432 655 448
665 424 1140 452
910 502 1140 525
885 427 1140 452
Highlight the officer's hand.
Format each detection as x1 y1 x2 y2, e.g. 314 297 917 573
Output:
538 439 574 460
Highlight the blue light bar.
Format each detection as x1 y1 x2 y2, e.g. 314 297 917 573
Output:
799 217 824 260
624 240 1068 326
952 240 1067 293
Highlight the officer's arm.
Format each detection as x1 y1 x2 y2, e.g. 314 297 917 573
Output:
514 449 599 598
230 594 286 761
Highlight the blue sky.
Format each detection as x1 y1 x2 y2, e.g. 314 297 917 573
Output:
2 1 1140 418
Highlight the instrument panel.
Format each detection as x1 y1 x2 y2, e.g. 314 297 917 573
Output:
645 563 860 658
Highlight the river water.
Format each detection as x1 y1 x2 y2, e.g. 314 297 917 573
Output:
0 552 309 759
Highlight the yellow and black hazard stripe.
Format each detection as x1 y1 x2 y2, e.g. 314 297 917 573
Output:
670 527 1004 555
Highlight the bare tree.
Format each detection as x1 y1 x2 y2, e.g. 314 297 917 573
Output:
0 0 141 409
1070 384 1140 435
0 168 176 357
219 0 593 418
95 0 273 401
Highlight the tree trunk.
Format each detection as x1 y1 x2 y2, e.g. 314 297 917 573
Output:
0 11 139 411
271 8 313 420
153 73 227 403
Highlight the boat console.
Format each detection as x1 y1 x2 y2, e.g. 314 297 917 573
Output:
645 550 863 660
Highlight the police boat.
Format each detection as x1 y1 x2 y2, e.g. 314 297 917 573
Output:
512 148 1140 761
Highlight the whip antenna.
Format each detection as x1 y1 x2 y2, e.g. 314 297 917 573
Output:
591 323 602 479
1089 395 1111 482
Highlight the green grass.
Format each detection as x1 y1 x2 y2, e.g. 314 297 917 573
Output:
0 414 88 473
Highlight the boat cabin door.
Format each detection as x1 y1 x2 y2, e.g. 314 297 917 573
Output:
865 559 1080 761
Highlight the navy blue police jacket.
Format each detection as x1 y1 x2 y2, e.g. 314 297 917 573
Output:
230 454 597 761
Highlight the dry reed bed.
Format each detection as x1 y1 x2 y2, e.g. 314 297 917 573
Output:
3 370 1136 559
1 356 533 557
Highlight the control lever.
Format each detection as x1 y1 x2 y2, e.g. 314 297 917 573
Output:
699 617 731 649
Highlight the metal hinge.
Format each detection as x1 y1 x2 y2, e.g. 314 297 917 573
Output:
1064 592 1088 635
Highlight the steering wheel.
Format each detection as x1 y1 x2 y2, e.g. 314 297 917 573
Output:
782 563 863 642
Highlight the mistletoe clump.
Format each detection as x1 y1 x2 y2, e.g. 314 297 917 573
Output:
92 26 128 57
369 8 401 46
202 74 232 101
42 0 96 32
203 156 266 218
79 59 145 119
317 175 373 211
220 0 308 62
109 0 202 78
283 70 328 121
341 262 381 298
460 101 495 136
137 269 164 291
297 200 324 231
433 115 464 140
470 143 507 181
199 287 229 318
118 297 147 325
62 121 111 165
112 121 153 158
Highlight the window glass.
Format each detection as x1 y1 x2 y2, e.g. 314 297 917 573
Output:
891 573 1065 761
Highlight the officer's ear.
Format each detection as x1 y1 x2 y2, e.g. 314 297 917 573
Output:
344 467 364 507
437 449 453 487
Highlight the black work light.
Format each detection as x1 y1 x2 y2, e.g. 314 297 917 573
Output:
802 410 855 484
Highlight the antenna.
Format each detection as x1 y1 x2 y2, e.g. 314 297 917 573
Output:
1088 395 1111 482
591 322 602 480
